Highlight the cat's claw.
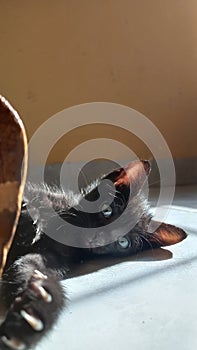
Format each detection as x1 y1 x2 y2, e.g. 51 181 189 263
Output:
15 297 22 303
33 270 47 280
1 336 26 350
20 310 44 331
31 282 52 303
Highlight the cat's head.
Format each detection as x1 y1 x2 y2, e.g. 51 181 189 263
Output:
62 160 187 255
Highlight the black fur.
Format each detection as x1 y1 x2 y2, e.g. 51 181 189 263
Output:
0 161 186 349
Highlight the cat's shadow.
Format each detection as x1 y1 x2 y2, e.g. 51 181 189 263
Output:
67 248 172 278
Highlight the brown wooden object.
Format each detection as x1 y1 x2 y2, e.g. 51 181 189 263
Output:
0 96 27 276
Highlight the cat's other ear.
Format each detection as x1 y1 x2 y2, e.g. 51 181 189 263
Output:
146 221 187 248
105 160 151 195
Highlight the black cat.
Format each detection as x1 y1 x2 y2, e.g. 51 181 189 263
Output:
0 160 186 350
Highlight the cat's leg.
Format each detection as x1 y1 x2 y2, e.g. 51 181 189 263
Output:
0 253 65 350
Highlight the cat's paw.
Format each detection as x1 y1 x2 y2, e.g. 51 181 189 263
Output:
0 270 59 350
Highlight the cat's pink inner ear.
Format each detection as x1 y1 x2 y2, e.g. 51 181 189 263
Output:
114 160 150 188
148 222 187 247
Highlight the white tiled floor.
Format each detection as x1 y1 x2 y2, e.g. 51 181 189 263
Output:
38 186 197 350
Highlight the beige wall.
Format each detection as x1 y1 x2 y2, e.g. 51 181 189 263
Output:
0 0 197 163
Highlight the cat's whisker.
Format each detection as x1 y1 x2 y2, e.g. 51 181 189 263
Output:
149 179 160 187
61 212 77 220
133 234 143 251
145 232 162 245
56 224 68 231
47 213 61 219
108 192 119 200
79 168 90 188
0 280 18 285
139 233 154 250
73 203 82 211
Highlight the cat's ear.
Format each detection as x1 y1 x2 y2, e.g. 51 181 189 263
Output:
146 221 187 247
105 160 150 195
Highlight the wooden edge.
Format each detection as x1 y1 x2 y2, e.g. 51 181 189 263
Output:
0 95 28 276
